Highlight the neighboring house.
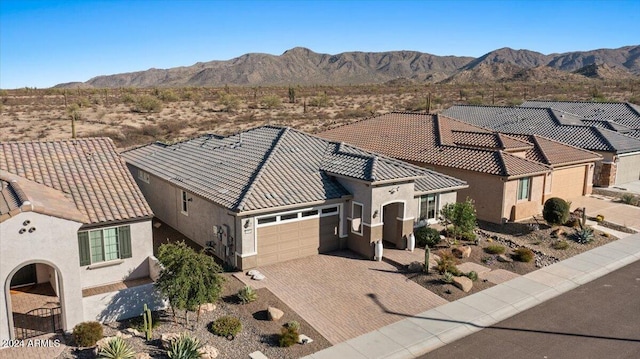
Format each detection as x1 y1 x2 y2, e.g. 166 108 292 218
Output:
0 138 158 342
121 126 467 270
319 113 601 224
443 105 640 186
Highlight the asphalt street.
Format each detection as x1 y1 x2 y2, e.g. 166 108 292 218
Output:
422 259 640 359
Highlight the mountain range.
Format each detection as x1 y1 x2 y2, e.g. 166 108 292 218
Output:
56 45 640 88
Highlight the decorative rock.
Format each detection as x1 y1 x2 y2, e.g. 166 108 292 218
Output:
497 254 513 263
551 228 564 238
161 333 180 349
249 351 269 359
298 334 314 344
198 303 217 313
116 331 132 339
135 353 151 359
124 328 141 337
247 269 261 276
452 276 473 293
95 336 115 352
407 261 424 273
452 246 471 258
267 306 284 321
198 345 219 359
252 273 266 281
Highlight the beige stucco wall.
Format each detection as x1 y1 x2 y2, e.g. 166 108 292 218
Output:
1 212 84 341
79 220 153 289
504 175 545 221
83 282 167 323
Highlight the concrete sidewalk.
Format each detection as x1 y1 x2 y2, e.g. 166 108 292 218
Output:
302 233 640 359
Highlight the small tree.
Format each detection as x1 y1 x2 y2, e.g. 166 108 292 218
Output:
440 198 477 240
155 242 225 326
543 197 570 226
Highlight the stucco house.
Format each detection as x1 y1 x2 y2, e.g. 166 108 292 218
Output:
319 113 601 224
121 126 467 270
1 138 158 342
443 104 640 186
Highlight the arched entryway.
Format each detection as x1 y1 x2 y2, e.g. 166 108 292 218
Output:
382 202 406 249
6 262 63 340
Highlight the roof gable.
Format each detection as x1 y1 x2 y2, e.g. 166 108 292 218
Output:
0 138 153 225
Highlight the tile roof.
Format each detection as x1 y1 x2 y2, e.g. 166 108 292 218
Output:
506 134 602 167
442 105 640 154
0 138 153 226
0 172 87 223
121 126 466 212
521 100 640 130
318 112 562 177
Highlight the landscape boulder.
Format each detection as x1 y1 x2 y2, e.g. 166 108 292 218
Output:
252 273 266 281
452 246 471 258
407 261 424 273
298 334 314 344
115 331 132 339
199 303 217 314
135 354 151 359
94 336 116 354
497 254 513 263
452 276 473 293
124 328 141 337
198 345 219 359
161 333 180 349
268 306 284 321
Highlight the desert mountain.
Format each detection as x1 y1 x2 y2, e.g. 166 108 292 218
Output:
572 63 636 80
57 45 640 88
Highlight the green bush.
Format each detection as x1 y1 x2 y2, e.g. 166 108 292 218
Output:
237 286 258 304
98 337 135 359
466 271 478 281
552 240 569 250
460 231 477 242
620 193 637 205
73 321 103 347
484 245 506 255
513 247 535 262
209 316 242 337
132 95 162 113
415 227 441 248
167 333 201 359
441 271 454 284
279 326 300 347
543 198 570 226
286 320 300 332
435 251 461 275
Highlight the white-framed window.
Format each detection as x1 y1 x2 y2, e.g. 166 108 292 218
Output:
255 205 340 227
137 169 150 184
181 190 189 215
77 225 132 266
351 202 363 235
517 177 531 201
419 194 438 221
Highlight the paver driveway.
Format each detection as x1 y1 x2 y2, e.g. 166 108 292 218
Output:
237 250 447 344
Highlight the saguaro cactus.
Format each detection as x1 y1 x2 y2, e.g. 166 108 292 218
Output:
143 304 153 341
424 246 430 274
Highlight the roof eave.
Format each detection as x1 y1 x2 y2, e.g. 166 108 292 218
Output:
414 184 469 196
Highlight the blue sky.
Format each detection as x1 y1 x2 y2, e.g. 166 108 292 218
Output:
1 0 638 89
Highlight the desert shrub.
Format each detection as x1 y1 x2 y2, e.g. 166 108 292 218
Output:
543 197 570 226
218 93 240 112
460 231 477 242
512 247 535 262
73 321 103 347
237 286 258 304
286 320 300 332
132 95 162 113
466 271 478 281
441 271 454 284
209 316 242 337
279 326 299 347
157 89 180 102
436 251 461 275
552 240 569 250
415 227 441 248
620 194 637 205
573 226 594 244
440 198 477 240
484 245 506 255
167 333 201 359
261 95 281 109
595 215 604 223
98 337 135 359
309 92 330 107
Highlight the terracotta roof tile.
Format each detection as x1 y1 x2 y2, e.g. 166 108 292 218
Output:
0 138 153 225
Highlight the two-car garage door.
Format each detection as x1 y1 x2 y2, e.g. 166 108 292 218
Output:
256 210 340 267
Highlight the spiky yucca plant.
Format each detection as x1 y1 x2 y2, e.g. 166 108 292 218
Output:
98 337 135 359
237 285 258 304
167 333 202 359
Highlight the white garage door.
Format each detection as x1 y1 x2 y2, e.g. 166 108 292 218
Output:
616 154 640 185
256 210 340 267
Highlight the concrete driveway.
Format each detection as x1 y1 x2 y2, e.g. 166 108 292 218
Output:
235 250 447 344
569 195 640 232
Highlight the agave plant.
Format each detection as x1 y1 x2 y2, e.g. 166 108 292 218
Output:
441 271 454 284
98 337 135 359
574 226 594 244
167 333 202 359
237 285 258 304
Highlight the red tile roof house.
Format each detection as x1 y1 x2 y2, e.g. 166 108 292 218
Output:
121 126 467 270
442 104 640 187
319 113 601 224
0 138 161 342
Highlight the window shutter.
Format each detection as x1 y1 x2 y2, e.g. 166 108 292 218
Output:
118 226 132 259
78 232 91 266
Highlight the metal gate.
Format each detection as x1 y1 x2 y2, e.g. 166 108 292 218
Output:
13 307 62 340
